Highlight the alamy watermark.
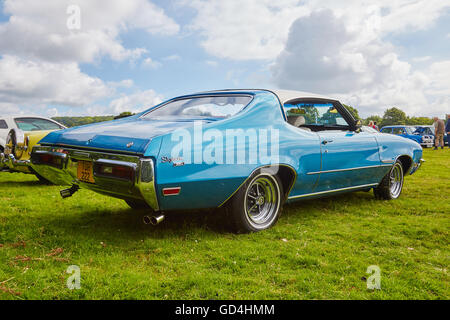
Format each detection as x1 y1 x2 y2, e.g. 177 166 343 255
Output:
366 265 381 290
169 121 280 166
67 5 81 30
66 265 81 290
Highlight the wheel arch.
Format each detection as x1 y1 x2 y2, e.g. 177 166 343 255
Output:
396 155 413 174
219 163 297 207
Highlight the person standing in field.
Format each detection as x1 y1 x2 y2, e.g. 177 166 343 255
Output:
446 114 450 148
433 117 445 150
373 121 379 131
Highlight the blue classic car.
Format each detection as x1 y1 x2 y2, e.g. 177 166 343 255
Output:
31 89 424 232
414 125 448 146
380 125 434 148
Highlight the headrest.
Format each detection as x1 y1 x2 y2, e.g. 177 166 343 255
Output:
288 115 306 127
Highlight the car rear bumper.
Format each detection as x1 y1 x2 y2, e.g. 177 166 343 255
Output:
0 152 31 171
30 145 159 211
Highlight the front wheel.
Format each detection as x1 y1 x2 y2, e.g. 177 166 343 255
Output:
226 170 283 233
374 160 404 200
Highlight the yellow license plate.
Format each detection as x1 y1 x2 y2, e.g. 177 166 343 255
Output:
77 160 95 183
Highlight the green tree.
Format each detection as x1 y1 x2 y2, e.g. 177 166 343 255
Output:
343 104 360 120
114 112 135 120
364 115 382 126
406 116 433 126
380 107 407 127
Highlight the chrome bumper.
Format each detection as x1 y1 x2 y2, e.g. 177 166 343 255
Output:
410 158 425 175
0 152 31 171
31 146 159 211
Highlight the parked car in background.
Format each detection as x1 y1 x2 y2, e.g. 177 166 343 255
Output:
0 116 66 182
31 89 424 233
380 125 433 148
414 125 448 146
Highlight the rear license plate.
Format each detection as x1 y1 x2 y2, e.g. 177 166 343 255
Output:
77 160 95 183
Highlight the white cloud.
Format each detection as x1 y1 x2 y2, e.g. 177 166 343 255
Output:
186 0 309 60
412 56 432 62
162 54 181 61
206 60 218 67
186 0 449 62
142 57 162 69
108 90 164 114
0 55 110 107
267 4 450 117
0 0 180 63
108 79 134 88
0 0 174 116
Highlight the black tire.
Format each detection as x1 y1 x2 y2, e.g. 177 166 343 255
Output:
125 199 152 210
374 160 404 200
226 170 284 233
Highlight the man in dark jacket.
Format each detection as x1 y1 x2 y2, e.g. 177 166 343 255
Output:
446 114 450 148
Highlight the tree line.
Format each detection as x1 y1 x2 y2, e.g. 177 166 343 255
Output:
52 112 135 127
344 106 434 128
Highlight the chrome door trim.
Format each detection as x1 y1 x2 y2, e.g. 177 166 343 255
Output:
306 164 392 175
288 183 379 200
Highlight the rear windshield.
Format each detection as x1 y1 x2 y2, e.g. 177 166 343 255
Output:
15 118 63 131
142 95 252 121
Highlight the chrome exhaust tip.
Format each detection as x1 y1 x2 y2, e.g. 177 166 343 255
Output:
60 184 80 199
143 214 165 226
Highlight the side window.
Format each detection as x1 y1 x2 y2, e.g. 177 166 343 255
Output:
393 128 405 135
284 102 349 129
0 120 8 129
381 128 392 134
15 118 63 131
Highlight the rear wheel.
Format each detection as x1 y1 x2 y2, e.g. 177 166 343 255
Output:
226 170 283 233
125 199 151 210
374 160 404 200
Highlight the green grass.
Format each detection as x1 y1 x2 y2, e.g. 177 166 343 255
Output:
0 149 448 300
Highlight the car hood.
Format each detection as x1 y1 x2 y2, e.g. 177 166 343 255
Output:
38 117 198 154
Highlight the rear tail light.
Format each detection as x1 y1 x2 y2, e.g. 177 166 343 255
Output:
93 161 135 182
32 152 66 169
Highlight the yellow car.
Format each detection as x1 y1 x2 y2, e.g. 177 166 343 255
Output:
1 117 65 183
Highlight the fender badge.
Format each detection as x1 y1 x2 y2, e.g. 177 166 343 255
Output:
86 139 93 145
126 142 134 148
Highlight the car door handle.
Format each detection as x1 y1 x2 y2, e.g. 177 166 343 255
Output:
322 139 333 145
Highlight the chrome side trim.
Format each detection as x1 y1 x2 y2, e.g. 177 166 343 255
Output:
306 164 392 175
288 183 379 200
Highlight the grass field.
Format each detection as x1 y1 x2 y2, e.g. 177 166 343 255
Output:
0 149 448 300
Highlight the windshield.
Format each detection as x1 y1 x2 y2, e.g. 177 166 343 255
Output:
142 95 252 121
405 127 415 135
15 118 63 131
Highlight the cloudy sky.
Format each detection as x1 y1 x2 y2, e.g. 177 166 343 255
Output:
0 0 449 118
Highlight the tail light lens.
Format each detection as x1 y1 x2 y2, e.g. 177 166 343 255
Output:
32 152 66 169
94 161 135 182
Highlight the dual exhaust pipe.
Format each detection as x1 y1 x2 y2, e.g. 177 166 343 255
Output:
143 214 165 226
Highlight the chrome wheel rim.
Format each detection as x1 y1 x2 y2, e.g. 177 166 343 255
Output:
389 163 403 198
244 174 281 230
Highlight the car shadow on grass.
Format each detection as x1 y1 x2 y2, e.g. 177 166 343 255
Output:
38 191 377 242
